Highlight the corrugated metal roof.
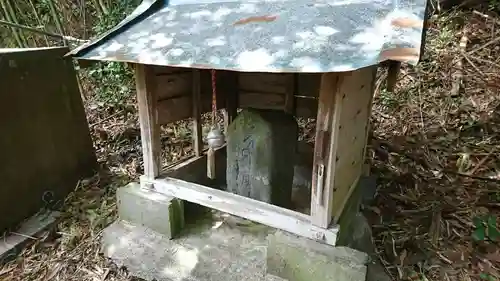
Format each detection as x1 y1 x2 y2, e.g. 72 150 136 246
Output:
68 0 429 73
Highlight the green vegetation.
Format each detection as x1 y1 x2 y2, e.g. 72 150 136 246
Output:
0 0 140 106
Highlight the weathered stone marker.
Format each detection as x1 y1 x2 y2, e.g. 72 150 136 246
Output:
226 108 298 208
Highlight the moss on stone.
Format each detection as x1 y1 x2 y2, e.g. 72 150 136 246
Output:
226 108 297 207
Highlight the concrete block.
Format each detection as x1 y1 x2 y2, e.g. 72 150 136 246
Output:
337 176 377 254
117 182 184 238
0 211 61 263
267 231 368 281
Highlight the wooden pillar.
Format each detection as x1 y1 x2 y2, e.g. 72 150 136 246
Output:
386 60 401 92
192 69 203 156
222 71 239 133
284 74 297 114
310 67 377 228
135 64 161 188
310 72 341 228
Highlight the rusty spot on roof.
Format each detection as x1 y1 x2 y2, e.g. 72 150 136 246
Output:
391 18 423 28
233 15 278 26
379 47 420 62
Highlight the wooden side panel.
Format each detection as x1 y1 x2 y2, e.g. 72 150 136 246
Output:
330 67 376 222
310 66 376 228
153 69 321 124
0 47 97 233
239 91 286 110
154 68 228 124
239 73 288 93
238 72 320 118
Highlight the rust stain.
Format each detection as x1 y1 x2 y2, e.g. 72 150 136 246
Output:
379 47 420 62
391 18 423 28
233 15 278 26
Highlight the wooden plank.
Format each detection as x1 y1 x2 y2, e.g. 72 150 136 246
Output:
192 69 203 156
239 91 286 110
135 64 161 180
330 66 376 222
238 73 319 98
239 73 288 94
155 72 192 100
141 175 339 245
164 145 227 185
151 65 190 75
310 73 343 228
157 90 225 124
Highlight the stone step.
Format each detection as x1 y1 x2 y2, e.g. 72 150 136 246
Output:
102 217 270 281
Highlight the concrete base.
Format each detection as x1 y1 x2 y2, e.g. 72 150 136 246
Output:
106 179 381 281
102 216 269 281
102 212 369 281
0 211 61 263
117 182 184 238
267 231 368 281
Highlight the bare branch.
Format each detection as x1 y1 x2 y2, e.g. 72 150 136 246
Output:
0 19 88 43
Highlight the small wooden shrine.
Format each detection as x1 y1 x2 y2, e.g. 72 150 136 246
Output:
69 0 428 246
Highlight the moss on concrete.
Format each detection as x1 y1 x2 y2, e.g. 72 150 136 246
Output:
267 231 368 281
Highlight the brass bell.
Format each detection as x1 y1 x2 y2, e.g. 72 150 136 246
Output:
206 125 225 148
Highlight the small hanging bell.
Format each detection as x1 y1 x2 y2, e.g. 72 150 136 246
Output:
206 125 225 149
206 125 225 180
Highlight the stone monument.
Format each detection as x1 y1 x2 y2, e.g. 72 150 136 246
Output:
226 108 298 208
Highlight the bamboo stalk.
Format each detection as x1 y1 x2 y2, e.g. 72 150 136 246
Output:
91 0 104 17
46 0 67 46
4 0 28 47
13 1 38 47
0 19 87 42
0 0 23 47
98 0 109 15
28 0 49 45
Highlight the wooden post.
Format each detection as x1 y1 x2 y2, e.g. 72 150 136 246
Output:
222 71 238 133
386 60 401 92
284 74 297 114
135 64 161 188
310 73 342 228
192 69 203 156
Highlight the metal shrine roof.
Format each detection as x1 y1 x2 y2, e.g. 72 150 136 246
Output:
68 0 429 73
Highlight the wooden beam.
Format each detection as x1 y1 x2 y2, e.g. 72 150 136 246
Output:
310 73 343 228
192 69 203 156
141 175 339 246
135 64 161 183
